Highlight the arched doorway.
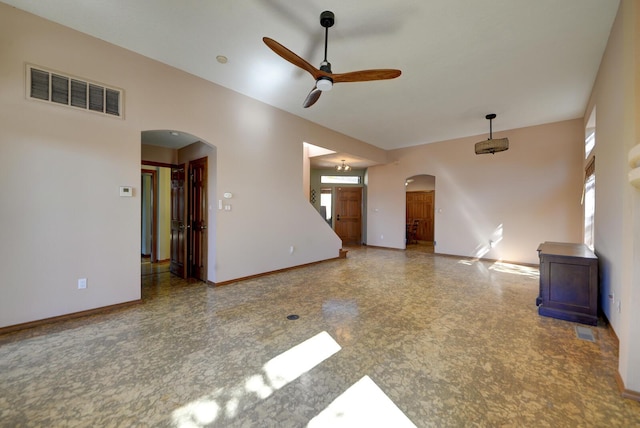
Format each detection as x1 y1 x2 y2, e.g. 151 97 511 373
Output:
405 174 435 251
141 130 216 282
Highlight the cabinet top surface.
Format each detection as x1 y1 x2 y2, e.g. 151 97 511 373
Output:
537 242 597 259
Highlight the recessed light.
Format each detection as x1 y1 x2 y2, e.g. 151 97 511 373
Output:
216 55 228 64
170 131 179 136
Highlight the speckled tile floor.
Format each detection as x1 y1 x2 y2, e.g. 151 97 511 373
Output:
1 247 640 427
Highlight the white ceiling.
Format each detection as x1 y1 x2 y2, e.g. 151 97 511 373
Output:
5 0 619 151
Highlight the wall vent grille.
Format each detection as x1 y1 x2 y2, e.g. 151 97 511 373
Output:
27 65 123 118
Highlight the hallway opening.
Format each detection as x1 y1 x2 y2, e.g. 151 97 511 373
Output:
141 130 216 283
405 174 436 251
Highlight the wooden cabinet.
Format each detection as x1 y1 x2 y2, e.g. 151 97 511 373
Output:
536 242 598 325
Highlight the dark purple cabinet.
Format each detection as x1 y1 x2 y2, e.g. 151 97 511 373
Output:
536 242 598 326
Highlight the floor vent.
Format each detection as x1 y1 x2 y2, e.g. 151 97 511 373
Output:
27 64 123 118
575 326 596 342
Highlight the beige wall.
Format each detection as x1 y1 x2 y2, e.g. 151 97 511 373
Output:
157 167 171 261
0 4 381 327
367 120 584 264
586 0 640 393
141 144 178 165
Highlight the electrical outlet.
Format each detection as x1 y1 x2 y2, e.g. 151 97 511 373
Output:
78 278 87 289
617 300 621 313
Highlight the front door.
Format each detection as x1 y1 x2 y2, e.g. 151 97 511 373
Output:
170 165 187 278
189 157 207 281
335 187 362 245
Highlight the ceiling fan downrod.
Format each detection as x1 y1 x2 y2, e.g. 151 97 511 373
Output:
317 11 335 91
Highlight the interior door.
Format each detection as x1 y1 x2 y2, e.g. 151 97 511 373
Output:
335 187 362 245
189 157 207 281
170 165 187 278
406 191 434 242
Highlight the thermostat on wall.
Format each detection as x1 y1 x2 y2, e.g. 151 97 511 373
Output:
120 186 133 197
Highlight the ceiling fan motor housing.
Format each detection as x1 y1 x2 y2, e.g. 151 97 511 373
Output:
320 11 335 28
317 62 333 91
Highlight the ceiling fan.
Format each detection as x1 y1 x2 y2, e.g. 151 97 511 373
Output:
263 10 402 108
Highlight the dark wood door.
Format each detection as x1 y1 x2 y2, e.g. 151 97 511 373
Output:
189 157 207 281
335 187 362 245
406 191 434 242
170 165 187 278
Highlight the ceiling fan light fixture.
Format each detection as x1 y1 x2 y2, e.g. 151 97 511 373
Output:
316 77 333 91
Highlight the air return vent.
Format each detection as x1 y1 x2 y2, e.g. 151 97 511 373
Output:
27 65 123 118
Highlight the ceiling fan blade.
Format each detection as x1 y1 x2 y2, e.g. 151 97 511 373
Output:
303 86 322 108
332 69 402 83
263 37 322 79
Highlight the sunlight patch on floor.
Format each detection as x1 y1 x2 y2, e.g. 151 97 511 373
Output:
457 259 538 279
257 330 342 393
489 261 539 278
171 331 341 427
308 376 417 428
